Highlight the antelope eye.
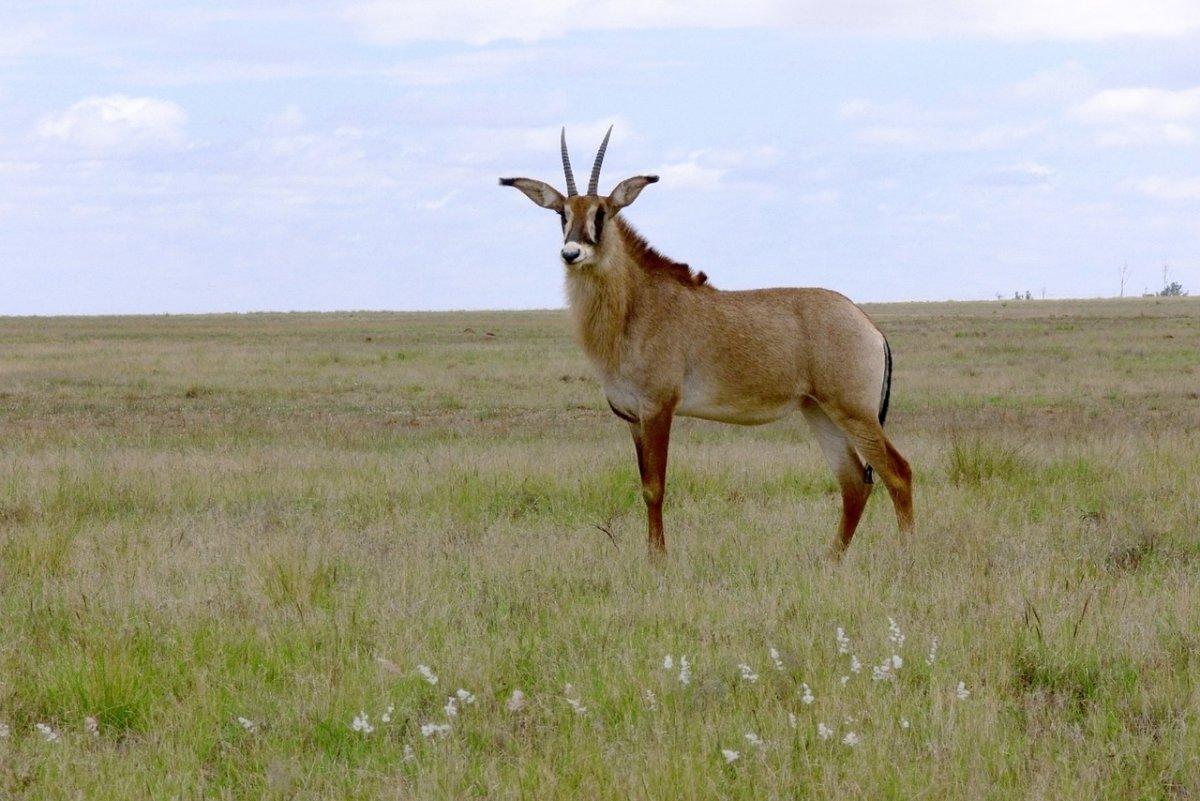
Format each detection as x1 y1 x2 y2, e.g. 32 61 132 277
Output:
594 209 605 237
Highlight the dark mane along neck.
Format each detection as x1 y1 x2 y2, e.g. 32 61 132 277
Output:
615 216 710 289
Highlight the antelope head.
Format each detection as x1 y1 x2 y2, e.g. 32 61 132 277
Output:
500 126 658 269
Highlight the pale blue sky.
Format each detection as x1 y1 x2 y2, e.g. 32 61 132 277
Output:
2 2 1198 314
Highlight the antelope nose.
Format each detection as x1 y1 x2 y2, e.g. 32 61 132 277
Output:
561 244 581 263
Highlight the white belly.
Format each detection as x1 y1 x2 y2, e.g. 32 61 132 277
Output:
676 374 798 425
604 374 799 426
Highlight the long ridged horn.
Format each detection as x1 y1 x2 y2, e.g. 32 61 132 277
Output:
560 128 578 197
587 125 612 195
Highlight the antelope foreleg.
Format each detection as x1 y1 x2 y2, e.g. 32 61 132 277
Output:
637 405 674 559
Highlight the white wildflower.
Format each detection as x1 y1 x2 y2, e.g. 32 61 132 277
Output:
678 655 692 686
926 637 939 666
722 748 740 764
887 617 906 648
403 743 415 761
564 684 587 716
835 626 850 654
644 689 658 711
842 731 861 747
900 717 911 730
351 711 375 734
769 646 784 671
237 716 257 733
381 704 394 724
0 722 9 738
788 712 798 729
817 722 834 740
35 723 59 743
506 689 527 712
744 731 765 749
840 675 849 685
849 654 862 674
737 663 759 683
956 681 970 701
85 717 99 737
800 683 814 705
420 722 451 738
455 688 476 705
443 697 458 717
663 655 674 670
872 655 899 682
417 664 438 685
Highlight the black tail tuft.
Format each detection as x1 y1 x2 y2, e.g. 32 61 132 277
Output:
878 336 893 426
864 336 893 485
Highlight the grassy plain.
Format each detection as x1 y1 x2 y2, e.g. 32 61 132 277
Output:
0 298 1198 799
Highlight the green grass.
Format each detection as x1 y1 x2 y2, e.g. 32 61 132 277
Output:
1 298 1199 798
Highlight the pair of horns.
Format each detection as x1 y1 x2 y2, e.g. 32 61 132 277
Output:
560 125 612 197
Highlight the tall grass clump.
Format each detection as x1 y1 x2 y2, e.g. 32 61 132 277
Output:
946 438 1032 487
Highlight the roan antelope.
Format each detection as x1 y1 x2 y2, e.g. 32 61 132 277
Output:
500 127 913 559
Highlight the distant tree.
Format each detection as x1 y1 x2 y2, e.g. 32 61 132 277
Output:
1158 262 1187 296
1024 290 1032 300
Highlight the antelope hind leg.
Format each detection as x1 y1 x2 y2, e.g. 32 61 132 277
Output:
801 400 872 555
828 409 914 535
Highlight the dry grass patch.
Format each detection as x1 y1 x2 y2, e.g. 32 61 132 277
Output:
0 299 1198 799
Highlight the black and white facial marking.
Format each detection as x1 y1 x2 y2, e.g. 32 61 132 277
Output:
559 198 608 267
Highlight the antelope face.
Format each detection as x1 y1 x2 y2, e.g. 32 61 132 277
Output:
559 196 609 268
499 125 659 271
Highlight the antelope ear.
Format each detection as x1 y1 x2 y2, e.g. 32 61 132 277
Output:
609 175 658 210
499 177 565 211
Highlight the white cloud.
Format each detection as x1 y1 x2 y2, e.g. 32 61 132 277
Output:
650 146 780 191
37 95 187 151
1011 60 1091 99
1093 123 1194 147
0 160 41 176
0 22 50 61
855 122 1044 151
521 117 631 153
695 146 781 168
345 0 1200 44
1073 86 1200 146
1074 86 1200 121
269 104 306 132
653 160 729 190
453 117 633 169
420 190 459 210
387 48 548 86
838 99 915 119
798 188 841 205
1130 175 1200 200
345 0 771 45
975 161 1055 186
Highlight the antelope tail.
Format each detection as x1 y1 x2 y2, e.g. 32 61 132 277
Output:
864 336 893 485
